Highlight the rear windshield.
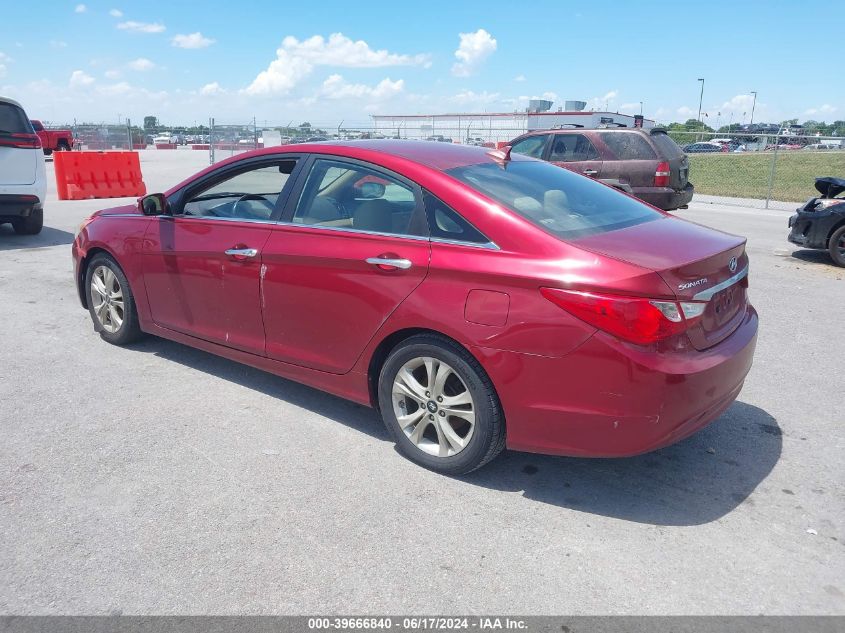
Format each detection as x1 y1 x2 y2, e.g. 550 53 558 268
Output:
649 132 685 159
597 132 657 160
446 160 662 239
0 103 33 135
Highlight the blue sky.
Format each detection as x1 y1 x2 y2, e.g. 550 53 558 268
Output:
1 0 841 127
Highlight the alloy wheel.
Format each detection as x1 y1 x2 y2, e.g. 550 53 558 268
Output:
391 356 475 457
90 265 124 333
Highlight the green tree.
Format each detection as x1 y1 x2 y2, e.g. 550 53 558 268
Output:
143 116 158 130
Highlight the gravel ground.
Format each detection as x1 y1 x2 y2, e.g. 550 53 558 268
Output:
0 149 842 615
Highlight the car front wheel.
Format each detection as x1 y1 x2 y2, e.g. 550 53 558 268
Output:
84 254 143 345
378 334 505 475
829 225 845 267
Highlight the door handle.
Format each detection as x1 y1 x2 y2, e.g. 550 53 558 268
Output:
583 169 598 176
225 248 258 258
365 257 412 270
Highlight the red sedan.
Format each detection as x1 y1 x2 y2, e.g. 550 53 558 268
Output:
72 141 758 474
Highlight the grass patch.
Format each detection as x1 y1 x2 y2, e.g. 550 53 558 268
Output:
688 151 845 202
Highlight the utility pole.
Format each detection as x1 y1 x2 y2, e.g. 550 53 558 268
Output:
639 101 643 115
749 91 757 126
696 78 705 130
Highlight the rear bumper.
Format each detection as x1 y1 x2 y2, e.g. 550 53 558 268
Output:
474 304 758 458
635 183 695 210
0 194 42 219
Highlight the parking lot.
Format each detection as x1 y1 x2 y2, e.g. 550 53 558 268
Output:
0 150 842 615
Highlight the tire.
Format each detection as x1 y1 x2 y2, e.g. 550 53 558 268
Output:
828 225 845 268
57 141 69 152
11 208 43 235
43 148 53 156
378 334 505 475
84 254 143 345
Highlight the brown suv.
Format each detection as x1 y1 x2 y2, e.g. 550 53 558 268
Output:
508 127 694 210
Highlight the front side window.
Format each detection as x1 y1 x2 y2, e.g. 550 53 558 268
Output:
446 160 662 239
181 160 297 220
548 134 600 162
510 135 549 159
293 159 425 237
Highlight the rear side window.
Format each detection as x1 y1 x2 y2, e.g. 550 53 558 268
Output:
548 134 600 162
0 103 33 135
510 135 549 158
597 132 657 160
446 160 662 239
423 193 490 244
649 132 685 159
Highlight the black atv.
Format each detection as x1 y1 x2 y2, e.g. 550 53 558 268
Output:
788 176 845 267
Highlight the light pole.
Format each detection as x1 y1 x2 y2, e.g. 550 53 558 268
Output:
639 101 643 115
749 91 757 126
696 78 705 132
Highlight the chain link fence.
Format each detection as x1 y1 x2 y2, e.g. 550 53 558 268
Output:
47 117 845 209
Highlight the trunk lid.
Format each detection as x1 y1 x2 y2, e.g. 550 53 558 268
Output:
574 215 748 350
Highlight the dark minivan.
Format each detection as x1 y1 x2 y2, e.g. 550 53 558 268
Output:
509 127 694 211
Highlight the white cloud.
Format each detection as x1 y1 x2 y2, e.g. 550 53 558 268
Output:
75 4 87 13
280 33 430 67
719 94 755 116
618 102 642 114
513 74 526 82
109 9 123 17
676 106 696 117
49 40 68 48
69 70 95 88
200 82 225 96
0 51 11 77
104 69 122 79
589 90 618 110
452 29 497 77
319 74 403 100
245 32 427 96
99 81 132 96
244 49 313 95
450 90 501 106
804 104 837 116
117 21 165 34
171 32 215 49
502 92 558 109
128 57 155 71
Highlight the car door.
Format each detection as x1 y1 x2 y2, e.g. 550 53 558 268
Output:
261 156 430 374
547 133 603 179
142 156 303 355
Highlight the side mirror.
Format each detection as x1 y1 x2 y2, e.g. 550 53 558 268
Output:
139 193 169 216
358 181 386 199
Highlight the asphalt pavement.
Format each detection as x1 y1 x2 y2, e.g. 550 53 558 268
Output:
0 150 842 614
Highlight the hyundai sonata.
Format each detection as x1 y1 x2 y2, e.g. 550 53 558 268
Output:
72 141 757 474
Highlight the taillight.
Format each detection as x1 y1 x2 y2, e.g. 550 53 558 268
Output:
540 287 706 345
654 161 670 187
0 133 41 149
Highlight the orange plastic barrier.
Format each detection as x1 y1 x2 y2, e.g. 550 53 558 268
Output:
154 143 177 150
191 144 210 150
53 151 146 201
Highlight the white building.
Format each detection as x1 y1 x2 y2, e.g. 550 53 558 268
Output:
371 110 655 143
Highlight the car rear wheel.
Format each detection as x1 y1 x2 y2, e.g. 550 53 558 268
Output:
84 254 143 345
11 209 43 235
829 225 845 267
378 334 505 475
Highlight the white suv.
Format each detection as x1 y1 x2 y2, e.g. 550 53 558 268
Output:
0 96 47 235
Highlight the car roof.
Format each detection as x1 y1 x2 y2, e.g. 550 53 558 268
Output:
0 96 25 108
245 139 534 171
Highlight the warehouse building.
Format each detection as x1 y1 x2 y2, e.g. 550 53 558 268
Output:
371 99 655 143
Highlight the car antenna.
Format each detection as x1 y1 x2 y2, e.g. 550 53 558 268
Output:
487 145 512 167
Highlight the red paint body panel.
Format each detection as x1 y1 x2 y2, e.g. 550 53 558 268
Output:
73 141 758 459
